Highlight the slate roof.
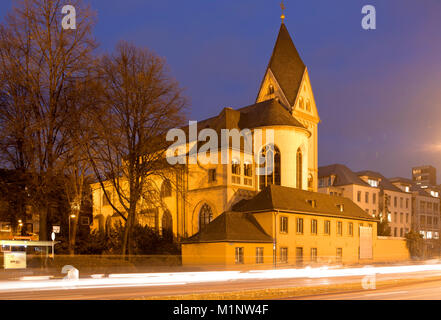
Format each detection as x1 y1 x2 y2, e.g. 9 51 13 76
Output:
356 171 403 193
233 185 377 221
182 99 306 136
183 211 273 243
260 23 306 106
318 164 370 187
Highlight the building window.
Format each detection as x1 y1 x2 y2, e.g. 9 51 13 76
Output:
296 247 303 266
268 84 275 95
199 203 213 231
208 169 217 183
296 218 304 234
160 180 172 198
400 212 403 223
299 97 304 109
324 220 331 235
308 174 313 191
244 161 253 186
394 197 397 207
400 197 403 208
373 193 376 204
102 191 111 206
311 248 317 262
306 99 311 112
280 216 288 233
232 159 241 185
336 248 343 263
337 221 343 236
420 215 426 225
162 210 173 238
348 222 353 236
80 216 90 226
365 192 369 203
394 212 397 223
427 216 433 225
296 148 303 189
280 247 288 263
256 247 264 264
406 199 409 209
406 213 409 223
311 219 318 235
235 247 244 264
394 227 397 237
259 145 281 190
357 191 362 202
368 179 378 188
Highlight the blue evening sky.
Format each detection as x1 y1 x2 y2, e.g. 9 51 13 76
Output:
1 0 441 181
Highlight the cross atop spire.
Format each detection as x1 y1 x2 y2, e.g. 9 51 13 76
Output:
280 1 286 23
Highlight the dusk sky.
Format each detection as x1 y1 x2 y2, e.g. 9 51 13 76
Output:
1 0 441 181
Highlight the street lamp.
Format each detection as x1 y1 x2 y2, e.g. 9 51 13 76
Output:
69 214 76 251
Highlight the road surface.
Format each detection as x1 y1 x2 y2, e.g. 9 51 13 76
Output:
294 278 441 300
2 265 441 300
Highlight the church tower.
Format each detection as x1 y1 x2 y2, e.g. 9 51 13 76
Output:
256 22 320 192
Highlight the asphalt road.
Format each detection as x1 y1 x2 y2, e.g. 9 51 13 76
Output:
294 279 441 300
2 270 441 300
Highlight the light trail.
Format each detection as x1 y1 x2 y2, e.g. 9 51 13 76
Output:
2 263 441 293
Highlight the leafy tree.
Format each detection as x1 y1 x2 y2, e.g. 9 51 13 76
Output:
405 230 425 259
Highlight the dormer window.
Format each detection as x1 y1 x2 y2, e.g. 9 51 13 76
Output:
337 204 344 212
404 186 410 193
368 179 379 188
307 200 317 208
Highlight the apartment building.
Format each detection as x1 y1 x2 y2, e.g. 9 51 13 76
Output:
391 178 440 239
412 165 437 187
318 164 380 217
318 165 411 238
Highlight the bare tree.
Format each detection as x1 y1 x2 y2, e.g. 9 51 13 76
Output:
0 0 97 240
87 41 187 256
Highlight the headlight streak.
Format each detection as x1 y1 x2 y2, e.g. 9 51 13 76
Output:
2 263 441 293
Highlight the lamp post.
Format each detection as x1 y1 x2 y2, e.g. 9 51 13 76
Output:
69 200 80 254
68 214 76 252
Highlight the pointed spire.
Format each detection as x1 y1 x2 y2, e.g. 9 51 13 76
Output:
266 23 306 106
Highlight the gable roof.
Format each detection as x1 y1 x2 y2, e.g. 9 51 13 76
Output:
184 211 273 243
260 23 306 106
318 164 370 187
233 185 377 221
356 171 403 193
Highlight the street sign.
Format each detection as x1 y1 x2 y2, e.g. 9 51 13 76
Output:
53 226 60 233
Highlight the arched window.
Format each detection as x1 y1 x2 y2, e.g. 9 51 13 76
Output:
160 180 172 198
299 97 304 109
268 84 275 95
199 203 213 231
296 148 303 189
259 145 281 190
162 210 173 239
306 99 311 112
